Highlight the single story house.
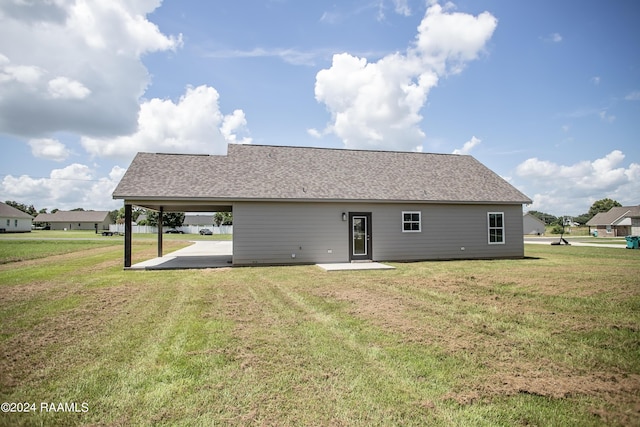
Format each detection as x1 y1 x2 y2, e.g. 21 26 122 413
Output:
523 213 546 235
0 202 33 233
586 206 640 237
113 144 532 267
33 211 113 231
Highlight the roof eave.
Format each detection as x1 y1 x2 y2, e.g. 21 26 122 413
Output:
116 195 531 205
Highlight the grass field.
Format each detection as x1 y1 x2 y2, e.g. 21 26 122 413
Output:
0 238 638 426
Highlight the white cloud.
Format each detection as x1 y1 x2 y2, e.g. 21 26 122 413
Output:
591 76 600 85
307 128 323 138
0 0 182 138
1 164 125 211
314 2 496 151
392 0 411 16
0 53 44 85
27 138 71 162
599 110 615 123
625 91 640 101
47 76 91 100
452 136 481 155
515 150 640 215
221 110 251 144
542 32 563 43
202 47 320 67
81 85 251 160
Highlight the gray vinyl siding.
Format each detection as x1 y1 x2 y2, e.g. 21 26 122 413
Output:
233 202 349 265
232 202 525 265
372 204 524 261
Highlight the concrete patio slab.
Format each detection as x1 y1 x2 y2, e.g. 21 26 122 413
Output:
316 262 395 271
128 241 232 270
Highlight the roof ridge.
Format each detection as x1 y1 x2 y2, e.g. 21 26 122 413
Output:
230 143 469 157
152 152 215 157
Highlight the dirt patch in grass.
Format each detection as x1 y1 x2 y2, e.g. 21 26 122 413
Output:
0 245 119 273
0 279 138 390
314 274 640 424
0 260 162 394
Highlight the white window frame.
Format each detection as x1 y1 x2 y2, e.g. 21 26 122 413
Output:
402 211 421 233
488 212 505 244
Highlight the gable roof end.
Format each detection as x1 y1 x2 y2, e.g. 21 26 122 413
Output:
586 206 639 226
0 202 33 219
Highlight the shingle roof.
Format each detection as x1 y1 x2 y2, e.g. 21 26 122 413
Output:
0 202 33 219
113 144 532 204
33 211 111 223
586 206 640 226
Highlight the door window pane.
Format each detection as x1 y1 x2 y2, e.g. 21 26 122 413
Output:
353 217 367 255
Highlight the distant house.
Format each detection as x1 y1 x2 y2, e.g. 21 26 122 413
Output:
0 202 32 233
113 144 532 267
33 211 113 231
523 213 546 235
586 206 640 237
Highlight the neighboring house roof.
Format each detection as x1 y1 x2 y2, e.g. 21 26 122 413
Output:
183 215 214 225
0 202 33 219
113 144 532 204
33 211 112 223
586 206 640 226
523 212 546 225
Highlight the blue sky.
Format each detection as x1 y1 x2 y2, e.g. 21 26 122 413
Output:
1 0 638 216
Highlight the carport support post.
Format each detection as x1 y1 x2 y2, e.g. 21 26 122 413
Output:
124 204 132 268
157 207 163 258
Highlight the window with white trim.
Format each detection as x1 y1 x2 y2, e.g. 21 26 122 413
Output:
488 212 505 244
402 211 421 232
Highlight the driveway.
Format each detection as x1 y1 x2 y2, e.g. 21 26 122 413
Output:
524 237 626 249
128 241 233 270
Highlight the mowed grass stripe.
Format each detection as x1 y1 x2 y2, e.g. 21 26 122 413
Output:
213 278 444 425
12 279 236 426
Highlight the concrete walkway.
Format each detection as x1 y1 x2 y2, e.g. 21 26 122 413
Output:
316 262 395 271
128 241 232 270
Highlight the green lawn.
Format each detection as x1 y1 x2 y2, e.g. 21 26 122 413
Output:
0 241 638 426
0 239 126 264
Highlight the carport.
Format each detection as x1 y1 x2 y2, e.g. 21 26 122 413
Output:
120 202 232 269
